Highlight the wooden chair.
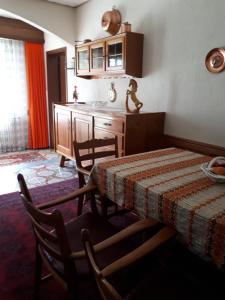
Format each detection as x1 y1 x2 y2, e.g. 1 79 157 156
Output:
17 173 161 300
74 137 120 216
81 228 215 300
81 227 178 300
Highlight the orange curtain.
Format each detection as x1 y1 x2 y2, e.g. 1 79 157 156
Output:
24 42 48 149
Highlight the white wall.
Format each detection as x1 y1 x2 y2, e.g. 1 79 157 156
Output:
74 0 225 147
0 0 75 43
44 32 75 102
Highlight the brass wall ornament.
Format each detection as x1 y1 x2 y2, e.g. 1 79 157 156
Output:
125 79 143 113
108 82 117 102
205 48 225 73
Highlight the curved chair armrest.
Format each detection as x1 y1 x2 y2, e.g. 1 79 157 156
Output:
71 218 159 259
37 184 97 210
101 227 176 277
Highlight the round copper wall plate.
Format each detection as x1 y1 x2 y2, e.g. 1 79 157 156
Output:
205 48 225 73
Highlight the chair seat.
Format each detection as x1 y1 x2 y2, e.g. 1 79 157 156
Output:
47 212 136 278
66 212 118 251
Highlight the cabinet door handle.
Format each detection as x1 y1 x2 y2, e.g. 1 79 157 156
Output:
103 122 112 126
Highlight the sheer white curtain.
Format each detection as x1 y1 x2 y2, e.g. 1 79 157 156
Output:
0 38 28 153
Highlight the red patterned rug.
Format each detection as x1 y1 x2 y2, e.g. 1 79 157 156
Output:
0 151 46 167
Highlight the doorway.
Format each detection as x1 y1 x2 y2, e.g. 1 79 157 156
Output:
47 47 67 147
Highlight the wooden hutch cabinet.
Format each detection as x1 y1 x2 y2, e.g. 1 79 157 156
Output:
53 104 165 166
75 32 144 78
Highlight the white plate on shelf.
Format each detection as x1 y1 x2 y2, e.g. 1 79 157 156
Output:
201 162 225 183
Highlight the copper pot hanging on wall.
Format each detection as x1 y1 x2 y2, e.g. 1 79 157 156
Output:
101 8 121 35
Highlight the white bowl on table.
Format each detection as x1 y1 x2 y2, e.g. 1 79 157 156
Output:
201 156 225 183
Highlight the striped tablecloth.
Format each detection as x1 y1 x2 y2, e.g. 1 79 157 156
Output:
90 147 225 267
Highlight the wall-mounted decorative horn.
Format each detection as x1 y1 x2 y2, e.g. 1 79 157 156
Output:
125 79 143 113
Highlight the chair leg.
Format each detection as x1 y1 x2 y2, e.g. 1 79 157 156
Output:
77 196 84 216
90 192 99 215
114 203 118 213
60 155 66 167
101 196 108 217
34 245 42 300
66 272 77 300
67 285 77 300
77 174 86 216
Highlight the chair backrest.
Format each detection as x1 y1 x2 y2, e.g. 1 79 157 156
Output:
82 228 123 300
74 137 118 171
22 194 76 283
17 173 32 203
17 173 76 286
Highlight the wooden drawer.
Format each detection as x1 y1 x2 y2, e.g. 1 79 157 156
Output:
72 112 92 123
94 116 124 134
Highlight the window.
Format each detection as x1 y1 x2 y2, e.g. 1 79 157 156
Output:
0 38 28 153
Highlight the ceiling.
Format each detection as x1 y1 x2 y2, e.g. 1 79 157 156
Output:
45 0 89 7
0 0 89 19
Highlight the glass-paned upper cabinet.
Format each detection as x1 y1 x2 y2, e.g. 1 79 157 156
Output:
106 37 124 71
75 32 144 78
76 46 89 75
90 42 105 74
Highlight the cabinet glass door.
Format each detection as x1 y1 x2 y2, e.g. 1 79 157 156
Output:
78 50 88 69
90 43 104 73
108 43 122 67
76 46 89 75
106 37 124 71
91 47 103 68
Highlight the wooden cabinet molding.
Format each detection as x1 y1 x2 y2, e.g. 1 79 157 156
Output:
53 104 165 165
75 32 144 78
0 17 44 43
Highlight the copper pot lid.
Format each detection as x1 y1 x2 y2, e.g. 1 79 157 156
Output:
101 8 121 35
205 48 225 73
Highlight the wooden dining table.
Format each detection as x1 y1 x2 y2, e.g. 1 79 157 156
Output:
89 147 225 268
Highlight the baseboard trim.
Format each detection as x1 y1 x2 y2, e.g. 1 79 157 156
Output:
164 135 225 156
